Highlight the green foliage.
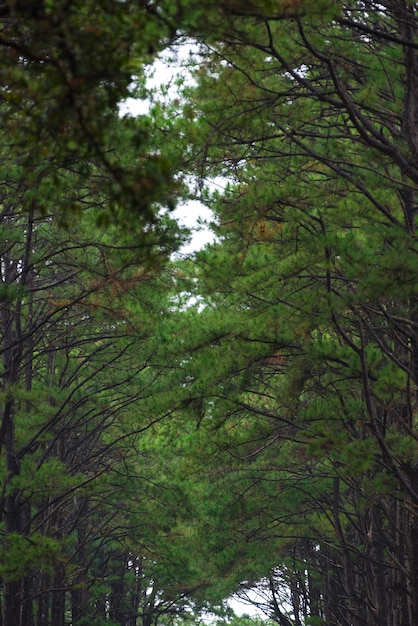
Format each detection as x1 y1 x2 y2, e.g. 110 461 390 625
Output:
1 1 418 625
0 532 63 582
137 2 418 624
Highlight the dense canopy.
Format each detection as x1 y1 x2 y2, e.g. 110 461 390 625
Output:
1 1 418 625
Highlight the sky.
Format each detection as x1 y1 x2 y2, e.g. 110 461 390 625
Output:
120 47 217 256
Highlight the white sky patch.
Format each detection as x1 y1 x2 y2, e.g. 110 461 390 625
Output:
228 586 272 619
120 43 218 255
173 199 215 255
120 41 200 117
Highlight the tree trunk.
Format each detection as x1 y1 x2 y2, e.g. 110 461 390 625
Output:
35 573 50 626
51 567 66 626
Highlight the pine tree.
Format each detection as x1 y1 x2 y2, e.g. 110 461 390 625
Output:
151 2 418 624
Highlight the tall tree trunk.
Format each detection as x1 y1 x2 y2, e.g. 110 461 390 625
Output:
35 573 50 626
109 557 127 626
21 575 35 626
51 566 66 626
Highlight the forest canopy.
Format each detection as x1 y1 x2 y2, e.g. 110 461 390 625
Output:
1 1 418 626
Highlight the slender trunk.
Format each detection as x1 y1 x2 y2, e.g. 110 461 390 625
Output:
35 573 50 626
21 575 34 626
307 555 321 624
51 566 66 626
3 398 22 626
3 581 21 626
71 504 89 625
268 576 294 626
109 557 127 626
